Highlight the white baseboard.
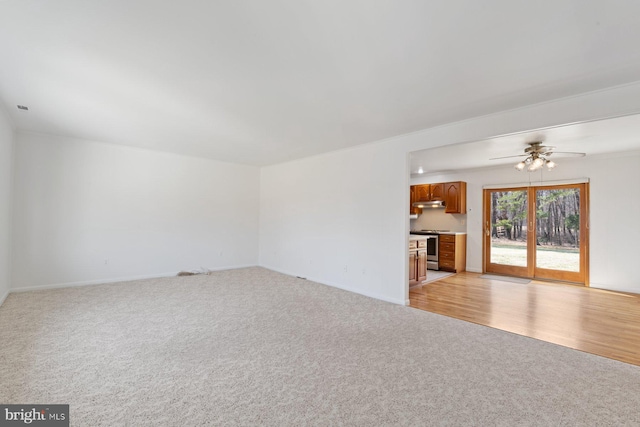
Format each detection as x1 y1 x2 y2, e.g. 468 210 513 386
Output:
8 264 410 306
11 272 180 293
0 289 9 308
261 264 407 306
590 282 640 294
10 264 258 293
208 264 259 272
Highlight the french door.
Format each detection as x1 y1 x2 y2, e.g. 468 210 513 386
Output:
483 183 589 285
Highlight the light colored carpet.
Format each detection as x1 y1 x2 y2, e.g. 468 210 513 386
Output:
479 274 532 284
1 267 639 425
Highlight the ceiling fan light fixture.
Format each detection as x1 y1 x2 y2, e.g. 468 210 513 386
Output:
494 141 584 172
527 157 545 171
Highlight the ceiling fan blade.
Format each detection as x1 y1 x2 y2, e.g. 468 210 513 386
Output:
489 154 528 160
547 151 586 158
525 143 554 154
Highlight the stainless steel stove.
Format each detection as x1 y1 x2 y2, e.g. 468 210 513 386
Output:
410 229 450 235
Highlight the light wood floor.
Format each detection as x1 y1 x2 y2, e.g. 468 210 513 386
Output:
409 272 640 366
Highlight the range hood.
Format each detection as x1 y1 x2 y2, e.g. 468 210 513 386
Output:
412 200 445 208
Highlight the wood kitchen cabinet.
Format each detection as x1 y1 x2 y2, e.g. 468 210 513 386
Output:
429 183 445 200
438 234 466 273
409 240 417 284
444 181 467 214
414 183 444 203
414 184 431 203
409 238 428 286
411 181 466 213
410 186 422 215
417 247 427 282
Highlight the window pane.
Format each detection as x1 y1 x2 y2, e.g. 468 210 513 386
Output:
490 190 528 267
535 188 580 272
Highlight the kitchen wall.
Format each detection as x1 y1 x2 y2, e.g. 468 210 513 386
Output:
260 82 640 303
0 106 14 304
411 151 640 293
11 132 260 291
410 208 467 233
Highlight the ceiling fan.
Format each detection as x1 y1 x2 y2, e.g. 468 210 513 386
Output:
490 141 585 171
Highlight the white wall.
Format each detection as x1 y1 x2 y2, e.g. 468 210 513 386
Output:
260 82 640 304
412 151 640 293
260 141 408 304
12 132 260 291
0 107 14 303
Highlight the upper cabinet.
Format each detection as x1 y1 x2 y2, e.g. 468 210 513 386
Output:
414 183 444 202
415 184 431 203
429 183 444 201
444 181 466 214
410 186 422 215
410 181 467 214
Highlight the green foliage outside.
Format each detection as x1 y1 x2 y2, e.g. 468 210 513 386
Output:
491 188 580 248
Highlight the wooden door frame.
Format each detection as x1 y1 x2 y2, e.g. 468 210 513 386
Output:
483 183 590 286
483 187 531 277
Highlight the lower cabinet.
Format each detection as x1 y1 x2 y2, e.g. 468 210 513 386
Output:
417 248 427 282
438 234 467 273
409 247 417 284
409 238 428 286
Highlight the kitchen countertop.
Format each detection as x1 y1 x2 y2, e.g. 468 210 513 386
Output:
409 235 434 241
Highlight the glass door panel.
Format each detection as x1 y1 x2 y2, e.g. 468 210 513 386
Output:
483 184 588 284
485 189 530 276
534 186 585 282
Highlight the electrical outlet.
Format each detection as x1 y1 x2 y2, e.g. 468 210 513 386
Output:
344 265 348 273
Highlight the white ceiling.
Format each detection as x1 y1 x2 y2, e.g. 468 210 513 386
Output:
3 1 640 166
409 113 640 175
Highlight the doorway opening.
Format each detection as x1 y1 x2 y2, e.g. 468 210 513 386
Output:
483 183 589 285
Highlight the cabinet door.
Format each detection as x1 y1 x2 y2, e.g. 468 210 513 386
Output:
415 184 431 202
417 249 427 282
439 236 455 272
438 234 467 273
444 182 466 214
430 183 445 201
409 251 417 285
410 186 422 215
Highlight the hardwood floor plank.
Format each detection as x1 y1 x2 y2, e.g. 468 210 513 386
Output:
409 272 640 366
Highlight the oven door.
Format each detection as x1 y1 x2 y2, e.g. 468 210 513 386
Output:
426 235 439 270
